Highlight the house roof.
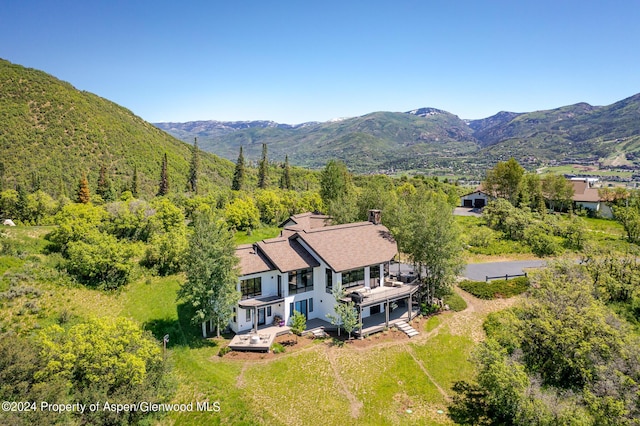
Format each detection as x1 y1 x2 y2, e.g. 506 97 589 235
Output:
236 213 398 276
571 181 601 203
236 244 275 276
461 189 492 198
279 212 331 231
255 237 320 273
294 221 397 273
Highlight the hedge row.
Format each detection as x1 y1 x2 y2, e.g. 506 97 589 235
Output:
458 276 529 299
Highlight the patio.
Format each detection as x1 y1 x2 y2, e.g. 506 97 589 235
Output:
228 322 291 352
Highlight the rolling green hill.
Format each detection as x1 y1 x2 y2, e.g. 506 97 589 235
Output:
158 94 640 174
0 59 234 197
157 110 480 172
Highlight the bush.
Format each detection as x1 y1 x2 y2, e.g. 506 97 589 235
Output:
444 292 467 312
420 303 440 315
524 223 562 257
65 231 135 289
459 276 529 299
218 346 231 357
271 342 285 354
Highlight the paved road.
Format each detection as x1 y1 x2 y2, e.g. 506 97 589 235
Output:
394 260 547 281
464 260 547 281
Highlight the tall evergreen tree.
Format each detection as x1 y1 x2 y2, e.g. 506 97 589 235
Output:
30 171 41 192
15 184 28 222
231 146 245 191
96 164 115 201
76 173 91 204
280 155 292 190
257 143 269 189
131 164 139 198
157 153 169 196
187 137 200 194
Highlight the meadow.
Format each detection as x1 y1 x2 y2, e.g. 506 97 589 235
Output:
0 226 501 426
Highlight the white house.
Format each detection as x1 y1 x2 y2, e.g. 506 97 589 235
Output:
571 180 613 218
222 211 419 339
460 190 493 208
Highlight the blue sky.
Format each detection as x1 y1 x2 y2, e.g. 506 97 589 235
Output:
2 1 639 124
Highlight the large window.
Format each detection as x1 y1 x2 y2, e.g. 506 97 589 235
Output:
241 277 262 299
370 265 381 288
326 268 333 294
342 268 365 289
289 268 314 295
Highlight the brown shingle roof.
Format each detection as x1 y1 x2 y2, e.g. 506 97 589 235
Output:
295 222 397 272
280 212 331 231
571 181 601 202
236 244 275 275
256 237 320 273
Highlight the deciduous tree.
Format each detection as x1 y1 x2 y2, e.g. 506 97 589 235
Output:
179 212 240 337
541 173 574 212
326 283 360 339
403 191 464 302
483 158 525 205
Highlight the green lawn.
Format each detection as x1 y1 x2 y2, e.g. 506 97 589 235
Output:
234 226 282 245
1 226 502 425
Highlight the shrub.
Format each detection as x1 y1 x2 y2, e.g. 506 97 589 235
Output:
420 303 440 315
459 276 529 299
65 231 135 289
271 342 285 354
444 292 467 312
524 223 562 257
218 346 231 357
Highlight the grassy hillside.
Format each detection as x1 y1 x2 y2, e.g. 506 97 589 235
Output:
0 59 234 197
477 96 640 163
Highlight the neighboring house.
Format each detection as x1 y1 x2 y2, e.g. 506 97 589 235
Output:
571 180 613 218
460 189 493 208
228 211 419 337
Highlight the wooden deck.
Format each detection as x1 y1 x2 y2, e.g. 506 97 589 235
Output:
228 323 291 352
355 305 419 338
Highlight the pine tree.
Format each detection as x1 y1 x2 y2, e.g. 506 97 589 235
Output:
257 143 269 189
30 171 41 192
16 184 28 222
187 137 200 194
77 173 91 204
96 164 115 201
157 153 169 196
231 147 245 191
131 164 139 198
280 155 292 190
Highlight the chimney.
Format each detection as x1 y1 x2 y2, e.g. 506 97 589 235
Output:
368 209 381 225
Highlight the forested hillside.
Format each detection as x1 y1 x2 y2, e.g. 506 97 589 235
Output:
0 59 234 197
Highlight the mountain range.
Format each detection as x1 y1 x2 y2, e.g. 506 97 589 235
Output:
156 95 640 175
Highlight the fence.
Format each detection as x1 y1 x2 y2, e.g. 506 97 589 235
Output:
485 272 527 283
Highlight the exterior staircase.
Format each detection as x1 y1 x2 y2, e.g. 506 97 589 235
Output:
395 320 419 338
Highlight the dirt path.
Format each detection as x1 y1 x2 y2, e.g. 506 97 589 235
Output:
325 347 363 418
405 344 452 402
447 286 520 342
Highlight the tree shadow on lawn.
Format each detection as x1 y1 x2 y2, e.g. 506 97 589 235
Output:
143 302 218 349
